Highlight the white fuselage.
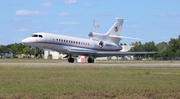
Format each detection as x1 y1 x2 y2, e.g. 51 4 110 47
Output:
22 32 123 55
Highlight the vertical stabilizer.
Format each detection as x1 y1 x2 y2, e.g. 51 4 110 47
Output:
106 18 124 36
106 18 124 44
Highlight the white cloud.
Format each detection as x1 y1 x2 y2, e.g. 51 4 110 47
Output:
82 3 95 7
58 12 69 17
15 10 48 16
58 22 80 25
64 0 77 4
40 2 53 8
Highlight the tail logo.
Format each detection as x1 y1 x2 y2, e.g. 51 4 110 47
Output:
114 26 118 32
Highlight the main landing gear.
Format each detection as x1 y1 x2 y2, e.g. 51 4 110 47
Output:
68 58 75 63
68 57 94 63
66 54 94 63
88 58 94 63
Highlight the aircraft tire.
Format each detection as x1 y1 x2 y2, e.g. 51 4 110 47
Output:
88 58 94 63
68 58 74 63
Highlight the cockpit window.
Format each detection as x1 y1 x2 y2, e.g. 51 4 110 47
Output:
32 34 43 38
39 35 43 38
32 34 38 37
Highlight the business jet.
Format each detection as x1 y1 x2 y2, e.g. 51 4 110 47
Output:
22 18 156 63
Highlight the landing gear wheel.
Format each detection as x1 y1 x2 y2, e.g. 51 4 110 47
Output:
68 58 74 63
88 58 94 63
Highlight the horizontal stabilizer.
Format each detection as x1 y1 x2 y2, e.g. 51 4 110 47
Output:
109 35 142 40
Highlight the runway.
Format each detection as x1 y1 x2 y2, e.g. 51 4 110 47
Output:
0 61 180 67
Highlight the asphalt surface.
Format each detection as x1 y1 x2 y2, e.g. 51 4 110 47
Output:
0 62 180 67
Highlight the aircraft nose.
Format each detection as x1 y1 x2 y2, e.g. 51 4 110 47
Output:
21 39 26 44
21 38 30 44
21 37 37 45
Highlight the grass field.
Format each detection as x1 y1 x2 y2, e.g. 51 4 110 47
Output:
0 59 180 99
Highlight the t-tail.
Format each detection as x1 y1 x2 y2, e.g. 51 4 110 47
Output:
106 18 124 44
106 18 124 36
88 18 124 45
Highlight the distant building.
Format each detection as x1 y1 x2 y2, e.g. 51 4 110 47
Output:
119 45 134 60
44 50 66 59
0 53 13 58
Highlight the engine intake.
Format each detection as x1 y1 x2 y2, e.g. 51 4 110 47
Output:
99 41 104 48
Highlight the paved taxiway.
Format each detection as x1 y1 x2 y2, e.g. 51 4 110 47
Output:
0 62 180 67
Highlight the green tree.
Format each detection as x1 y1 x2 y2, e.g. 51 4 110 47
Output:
156 42 167 57
130 41 144 52
163 37 180 57
144 41 158 52
23 46 31 55
0 45 9 53
8 43 26 55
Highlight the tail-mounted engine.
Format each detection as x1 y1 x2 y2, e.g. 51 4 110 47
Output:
99 41 104 48
97 41 120 49
88 32 107 41
97 40 122 50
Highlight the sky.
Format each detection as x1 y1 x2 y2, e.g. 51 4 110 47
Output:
1 0 180 45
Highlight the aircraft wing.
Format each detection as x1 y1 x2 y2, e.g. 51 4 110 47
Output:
67 48 157 57
96 51 157 57
67 49 97 54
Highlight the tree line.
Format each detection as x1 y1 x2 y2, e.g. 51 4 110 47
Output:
0 43 43 58
130 36 180 59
